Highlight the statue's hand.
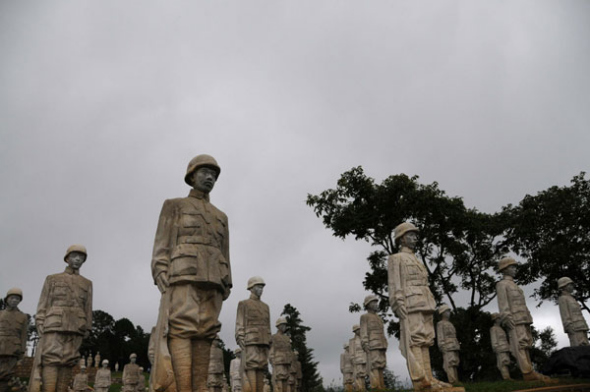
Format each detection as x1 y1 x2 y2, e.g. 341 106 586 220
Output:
156 273 169 293
395 305 408 320
223 287 231 301
237 339 245 350
37 323 44 335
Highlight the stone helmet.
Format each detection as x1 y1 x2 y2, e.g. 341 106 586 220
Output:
491 313 500 321
5 287 23 301
394 222 419 242
184 154 221 186
558 277 574 289
80 364 86 370
437 304 451 315
64 244 87 262
130 353 137 359
364 295 379 308
247 276 266 290
498 257 517 272
234 347 242 354
102 359 109 366
352 324 360 332
276 316 288 327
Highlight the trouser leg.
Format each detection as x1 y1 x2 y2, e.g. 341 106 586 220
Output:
192 339 212 392
170 338 192 392
42 366 59 392
56 367 72 392
500 366 511 380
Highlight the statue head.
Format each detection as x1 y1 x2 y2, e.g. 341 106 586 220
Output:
276 317 288 332
558 277 574 293
64 244 87 270
102 359 109 368
364 295 379 311
184 154 221 192
130 353 137 364
498 257 517 277
4 288 23 309
352 324 360 336
247 276 265 298
438 304 451 320
394 222 419 249
80 365 86 373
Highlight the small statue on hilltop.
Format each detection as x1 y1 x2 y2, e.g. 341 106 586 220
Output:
72 366 88 392
270 317 292 392
360 295 388 389
123 354 140 392
436 304 460 384
0 288 28 392
558 277 589 347
94 360 111 392
340 344 354 392
208 336 225 392
229 348 242 392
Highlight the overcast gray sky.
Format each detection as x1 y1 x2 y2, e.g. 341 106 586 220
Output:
1 0 589 386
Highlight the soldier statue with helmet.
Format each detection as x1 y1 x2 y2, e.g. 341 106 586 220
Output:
436 304 460 384
229 348 242 392
489 313 512 380
359 295 387 389
558 277 589 347
349 325 367 392
269 317 292 392
388 222 452 391
207 336 225 392
235 277 271 392
340 344 354 392
29 245 92 392
94 360 112 392
496 257 550 381
0 288 28 392
123 354 140 392
151 154 231 392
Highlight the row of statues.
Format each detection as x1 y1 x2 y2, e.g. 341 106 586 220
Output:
1 154 589 392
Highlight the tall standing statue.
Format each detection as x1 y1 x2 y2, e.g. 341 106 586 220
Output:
208 336 225 392
151 154 232 392
496 257 550 381
29 245 93 392
387 223 450 391
360 295 388 389
340 344 353 392
349 325 367 392
72 366 88 392
229 348 242 392
235 277 271 392
123 354 141 392
269 317 292 392
490 313 512 380
94 360 111 392
558 277 589 347
94 352 101 369
436 304 460 384
86 353 93 369
0 288 28 392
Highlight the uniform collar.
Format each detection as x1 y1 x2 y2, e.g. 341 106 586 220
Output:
65 266 80 275
249 293 261 301
400 246 415 254
562 291 573 297
189 189 210 202
503 275 514 282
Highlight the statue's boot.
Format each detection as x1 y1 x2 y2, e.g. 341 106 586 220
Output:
422 347 452 389
56 367 72 392
369 369 384 389
42 366 59 392
409 347 431 391
523 371 552 382
170 338 193 392
192 339 212 392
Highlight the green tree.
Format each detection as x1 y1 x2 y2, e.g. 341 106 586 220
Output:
307 167 509 381
281 304 323 392
504 172 590 312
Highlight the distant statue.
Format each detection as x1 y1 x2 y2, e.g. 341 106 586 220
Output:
86 353 92 369
349 325 367 392
558 277 589 347
94 353 101 369
436 304 460 384
360 295 387 389
388 223 451 390
115 363 119 373
208 337 225 392
340 344 354 392
236 277 270 392
490 313 512 380
123 354 140 392
229 348 242 392
94 360 112 392
151 154 231 392
72 366 88 392
270 317 292 392
29 245 92 392
0 288 28 392
496 257 551 381
136 367 145 392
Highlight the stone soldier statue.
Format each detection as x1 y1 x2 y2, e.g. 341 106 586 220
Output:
72 366 88 392
436 304 460 384
388 223 451 391
86 353 93 369
0 288 28 392
30 244 93 392
496 257 550 381
490 313 512 380
151 154 232 392
94 360 111 392
558 277 589 347
340 344 353 392
229 348 242 392
360 295 387 389
349 325 367 392
115 363 119 373
269 317 292 392
235 277 271 392
208 336 225 392
123 354 141 392
94 352 101 369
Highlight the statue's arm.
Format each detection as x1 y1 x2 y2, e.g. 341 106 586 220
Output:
496 282 514 329
235 302 245 349
387 255 406 317
151 200 175 291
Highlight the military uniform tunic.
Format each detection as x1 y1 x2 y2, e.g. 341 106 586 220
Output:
340 350 354 388
0 307 28 381
360 312 388 370
490 325 511 369
208 343 225 388
350 335 367 378
436 319 460 382
123 363 141 392
235 295 271 370
36 267 92 367
94 368 111 392
72 373 88 392
152 189 231 340
270 332 292 381
559 292 589 347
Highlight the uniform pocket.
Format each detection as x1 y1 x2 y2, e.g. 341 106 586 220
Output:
45 308 64 329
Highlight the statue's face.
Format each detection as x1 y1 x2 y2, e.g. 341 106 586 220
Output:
402 231 418 250
102 362 108 369
565 283 575 293
278 324 287 333
251 284 264 298
130 356 136 364
191 167 218 194
367 300 379 312
504 265 517 277
81 367 86 373
66 252 86 270
5 295 21 309
354 329 360 337
442 310 451 320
